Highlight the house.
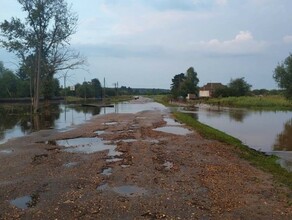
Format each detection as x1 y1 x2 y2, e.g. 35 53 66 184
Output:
186 93 197 100
199 83 225 98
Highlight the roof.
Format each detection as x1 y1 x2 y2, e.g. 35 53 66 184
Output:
200 83 225 91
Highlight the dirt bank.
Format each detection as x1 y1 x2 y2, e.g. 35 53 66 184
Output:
0 97 291 219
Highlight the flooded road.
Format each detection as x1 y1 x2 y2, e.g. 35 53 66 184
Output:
0 101 166 144
1 100 292 171
1 97 292 219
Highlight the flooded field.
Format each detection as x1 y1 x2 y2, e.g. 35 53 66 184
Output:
187 105 292 171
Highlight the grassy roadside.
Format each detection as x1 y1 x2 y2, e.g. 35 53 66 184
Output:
173 112 292 190
206 95 292 110
65 95 133 104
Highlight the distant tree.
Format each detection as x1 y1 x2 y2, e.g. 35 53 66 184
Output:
213 86 231 98
0 61 18 98
273 54 292 99
228 77 252 97
0 0 85 112
171 73 185 98
181 67 199 97
91 78 102 99
170 67 200 99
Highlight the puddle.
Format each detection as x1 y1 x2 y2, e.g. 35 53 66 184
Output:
63 162 78 168
163 161 174 170
164 117 181 126
96 183 109 191
112 185 148 197
153 126 192 136
0 149 13 154
103 122 118 126
106 157 123 163
57 137 120 155
120 139 137 143
94 130 106 135
121 164 131 168
10 196 32 209
101 167 113 176
144 139 160 144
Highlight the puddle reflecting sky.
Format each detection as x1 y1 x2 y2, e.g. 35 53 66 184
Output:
10 196 32 209
56 137 119 155
153 126 192 136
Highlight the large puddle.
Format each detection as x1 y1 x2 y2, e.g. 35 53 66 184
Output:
56 137 122 159
153 117 192 136
153 126 192 136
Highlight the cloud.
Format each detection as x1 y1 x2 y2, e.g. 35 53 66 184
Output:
194 31 267 55
215 0 228 6
283 35 292 44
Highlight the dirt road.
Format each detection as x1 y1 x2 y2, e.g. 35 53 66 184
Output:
0 97 291 219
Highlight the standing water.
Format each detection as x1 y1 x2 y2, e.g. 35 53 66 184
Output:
188 105 292 171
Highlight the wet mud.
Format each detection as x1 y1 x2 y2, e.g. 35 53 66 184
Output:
0 97 292 219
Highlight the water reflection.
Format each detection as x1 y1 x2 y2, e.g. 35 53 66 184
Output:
274 119 292 151
0 103 101 144
0 101 166 144
190 105 292 171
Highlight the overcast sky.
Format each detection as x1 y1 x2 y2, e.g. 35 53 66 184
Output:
1 0 292 89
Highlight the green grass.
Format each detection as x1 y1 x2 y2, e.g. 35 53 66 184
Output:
173 111 292 190
206 95 292 110
149 94 178 107
65 95 132 104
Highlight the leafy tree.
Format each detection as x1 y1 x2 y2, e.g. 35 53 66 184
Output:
273 54 292 99
213 86 231 98
0 0 85 112
228 77 251 97
91 78 102 99
171 73 185 98
0 61 18 98
170 67 199 99
181 67 199 96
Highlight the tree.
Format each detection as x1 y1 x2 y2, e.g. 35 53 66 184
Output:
170 67 199 99
273 54 292 99
0 0 85 113
91 78 102 99
181 67 199 96
228 77 251 97
171 73 185 98
0 61 18 98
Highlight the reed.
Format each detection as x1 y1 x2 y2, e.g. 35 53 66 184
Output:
206 95 292 110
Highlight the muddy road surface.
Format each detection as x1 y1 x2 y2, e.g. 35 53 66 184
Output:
0 97 292 219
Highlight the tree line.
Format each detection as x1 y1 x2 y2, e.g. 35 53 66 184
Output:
170 59 292 99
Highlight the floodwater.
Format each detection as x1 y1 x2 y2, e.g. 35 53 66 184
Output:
187 105 292 171
0 100 166 144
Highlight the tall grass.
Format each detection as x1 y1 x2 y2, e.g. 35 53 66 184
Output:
206 95 292 110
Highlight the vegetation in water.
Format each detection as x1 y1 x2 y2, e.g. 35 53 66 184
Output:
173 112 292 190
205 95 292 110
